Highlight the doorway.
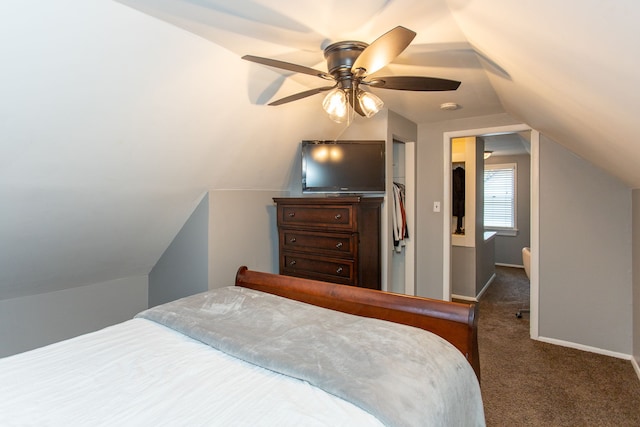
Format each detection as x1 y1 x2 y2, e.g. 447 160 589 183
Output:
443 125 540 339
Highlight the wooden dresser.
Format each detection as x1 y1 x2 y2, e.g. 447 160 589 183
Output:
273 197 383 290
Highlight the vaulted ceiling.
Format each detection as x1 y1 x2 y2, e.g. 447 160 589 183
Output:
2 0 638 299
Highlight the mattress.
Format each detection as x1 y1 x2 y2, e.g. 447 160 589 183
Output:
0 317 384 426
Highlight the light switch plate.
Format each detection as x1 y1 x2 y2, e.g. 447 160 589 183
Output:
433 201 441 212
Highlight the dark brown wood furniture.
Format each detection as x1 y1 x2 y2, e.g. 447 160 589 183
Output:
235 266 480 381
273 196 383 289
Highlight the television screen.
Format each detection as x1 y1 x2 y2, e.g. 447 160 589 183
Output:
302 140 385 194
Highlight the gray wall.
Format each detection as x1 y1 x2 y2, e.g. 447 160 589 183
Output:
0 276 148 357
148 193 209 307
477 235 496 295
149 189 287 300
452 246 475 297
485 153 531 266
539 135 632 354
632 190 640 370
208 190 287 289
417 113 520 298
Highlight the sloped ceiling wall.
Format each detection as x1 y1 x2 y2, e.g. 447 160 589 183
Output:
2 0 639 300
0 1 340 299
449 0 640 186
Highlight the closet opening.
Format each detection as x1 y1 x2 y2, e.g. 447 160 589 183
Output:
388 138 415 296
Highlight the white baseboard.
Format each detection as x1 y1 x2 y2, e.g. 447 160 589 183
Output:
476 273 496 300
632 356 640 382
451 273 496 303
534 335 631 361
495 262 524 269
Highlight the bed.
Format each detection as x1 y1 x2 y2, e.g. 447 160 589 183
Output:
0 266 484 426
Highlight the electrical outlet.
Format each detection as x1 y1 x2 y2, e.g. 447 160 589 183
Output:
433 201 441 212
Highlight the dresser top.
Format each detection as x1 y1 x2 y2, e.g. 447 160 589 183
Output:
273 196 383 205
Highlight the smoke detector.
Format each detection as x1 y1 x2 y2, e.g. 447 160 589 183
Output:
440 102 459 111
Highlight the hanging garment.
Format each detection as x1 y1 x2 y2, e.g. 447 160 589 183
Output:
392 182 409 252
452 167 465 233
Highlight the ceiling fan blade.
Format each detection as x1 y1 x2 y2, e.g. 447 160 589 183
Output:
351 26 416 77
242 55 333 80
268 85 336 106
365 76 461 91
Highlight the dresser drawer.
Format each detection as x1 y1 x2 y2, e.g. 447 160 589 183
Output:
280 230 357 257
280 253 355 285
278 204 355 231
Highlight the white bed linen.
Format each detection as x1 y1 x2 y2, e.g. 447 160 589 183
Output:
0 318 384 427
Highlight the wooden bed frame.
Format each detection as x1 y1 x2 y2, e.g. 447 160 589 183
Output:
235 266 480 380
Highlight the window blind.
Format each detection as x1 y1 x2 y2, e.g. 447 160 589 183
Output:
484 164 516 228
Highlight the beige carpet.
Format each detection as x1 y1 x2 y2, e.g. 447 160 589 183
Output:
478 266 640 426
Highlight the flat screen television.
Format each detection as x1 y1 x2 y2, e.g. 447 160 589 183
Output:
301 140 385 194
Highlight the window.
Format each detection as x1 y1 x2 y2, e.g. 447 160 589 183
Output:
484 163 517 234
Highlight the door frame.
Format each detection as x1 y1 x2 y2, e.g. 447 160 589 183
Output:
443 124 539 339
403 141 416 296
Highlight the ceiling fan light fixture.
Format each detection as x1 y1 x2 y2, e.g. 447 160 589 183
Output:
357 90 384 118
322 88 348 122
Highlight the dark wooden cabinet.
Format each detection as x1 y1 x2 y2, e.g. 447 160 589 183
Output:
273 197 382 290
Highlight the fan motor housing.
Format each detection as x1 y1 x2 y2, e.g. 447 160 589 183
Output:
324 41 368 75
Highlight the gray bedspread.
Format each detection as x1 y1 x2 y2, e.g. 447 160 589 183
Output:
136 286 485 426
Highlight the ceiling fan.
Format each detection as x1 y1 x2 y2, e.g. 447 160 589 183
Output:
242 26 461 123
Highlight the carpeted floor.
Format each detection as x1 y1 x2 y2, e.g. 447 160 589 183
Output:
478 266 640 426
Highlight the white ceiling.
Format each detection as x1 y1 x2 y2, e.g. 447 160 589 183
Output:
2 0 639 299
484 133 530 158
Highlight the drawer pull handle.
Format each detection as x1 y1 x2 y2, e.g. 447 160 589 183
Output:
289 260 296 266
334 214 342 220
288 212 295 217
335 242 343 248
290 237 297 243
336 267 343 274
